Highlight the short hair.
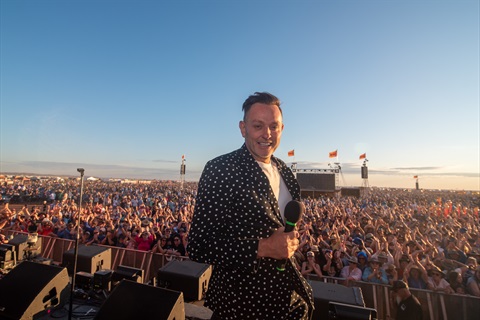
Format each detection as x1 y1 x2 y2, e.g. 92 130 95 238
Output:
242 92 282 120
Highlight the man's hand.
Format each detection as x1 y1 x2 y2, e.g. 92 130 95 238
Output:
257 227 299 260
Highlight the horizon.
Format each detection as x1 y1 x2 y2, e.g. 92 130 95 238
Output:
1 162 479 192
1 1 479 192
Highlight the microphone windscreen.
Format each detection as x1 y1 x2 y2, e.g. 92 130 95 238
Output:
284 200 304 224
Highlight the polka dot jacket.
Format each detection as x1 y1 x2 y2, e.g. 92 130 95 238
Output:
188 144 314 319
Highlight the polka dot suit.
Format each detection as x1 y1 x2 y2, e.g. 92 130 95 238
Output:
188 144 314 319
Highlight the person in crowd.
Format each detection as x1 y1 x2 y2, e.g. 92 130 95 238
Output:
166 234 186 257
362 257 389 284
37 219 56 237
427 265 454 293
466 266 480 297
340 256 362 286
101 229 117 246
301 250 323 278
152 236 168 254
390 280 423 320
322 249 343 277
405 264 429 290
188 92 313 320
57 222 75 240
447 270 466 294
386 263 399 285
135 230 154 251
356 251 369 273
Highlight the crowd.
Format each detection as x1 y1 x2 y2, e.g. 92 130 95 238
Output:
1 178 479 297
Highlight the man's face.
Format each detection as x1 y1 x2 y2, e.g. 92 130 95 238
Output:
239 103 284 163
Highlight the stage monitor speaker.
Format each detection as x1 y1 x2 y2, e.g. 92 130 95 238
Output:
62 245 111 274
94 280 185 320
158 260 212 301
0 243 15 262
112 265 144 284
93 269 113 291
0 261 70 320
329 302 377 320
8 233 42 261
309 281 366 320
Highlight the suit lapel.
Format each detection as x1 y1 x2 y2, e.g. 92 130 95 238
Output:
239 145 283 227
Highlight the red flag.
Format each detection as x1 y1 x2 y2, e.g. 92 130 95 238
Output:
359 153 366 160
329 150 338 158
413 175 418 179
182 155 185 159
288 150 295 157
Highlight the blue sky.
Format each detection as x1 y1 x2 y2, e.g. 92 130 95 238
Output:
1 0 479 191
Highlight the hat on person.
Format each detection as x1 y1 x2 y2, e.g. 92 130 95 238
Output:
370 256 381 264
353 238 364 246
391 280 408 292
310 245 319 252
428 265 444 277
378 252 388 261
365 233 374 240
357 251 368 261
348 256 358 264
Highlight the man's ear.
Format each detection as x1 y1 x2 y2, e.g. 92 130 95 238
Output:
239 120 246 137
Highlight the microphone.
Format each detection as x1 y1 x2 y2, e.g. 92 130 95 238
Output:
276 200 305 271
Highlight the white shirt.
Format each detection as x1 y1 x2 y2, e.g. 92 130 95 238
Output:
257 161 292 221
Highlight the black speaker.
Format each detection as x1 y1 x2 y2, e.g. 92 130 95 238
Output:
76 271 94 290
157 260 212 301
8 234 42 261
361 166 368 179
0 261 70 320
93 269 113 291
62 245 111 274
112 265 144 284
309 281 366 320
328 302 377 320
94 280 185 320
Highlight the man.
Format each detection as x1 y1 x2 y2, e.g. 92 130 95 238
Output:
390 280 423 320
188 92 313 319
